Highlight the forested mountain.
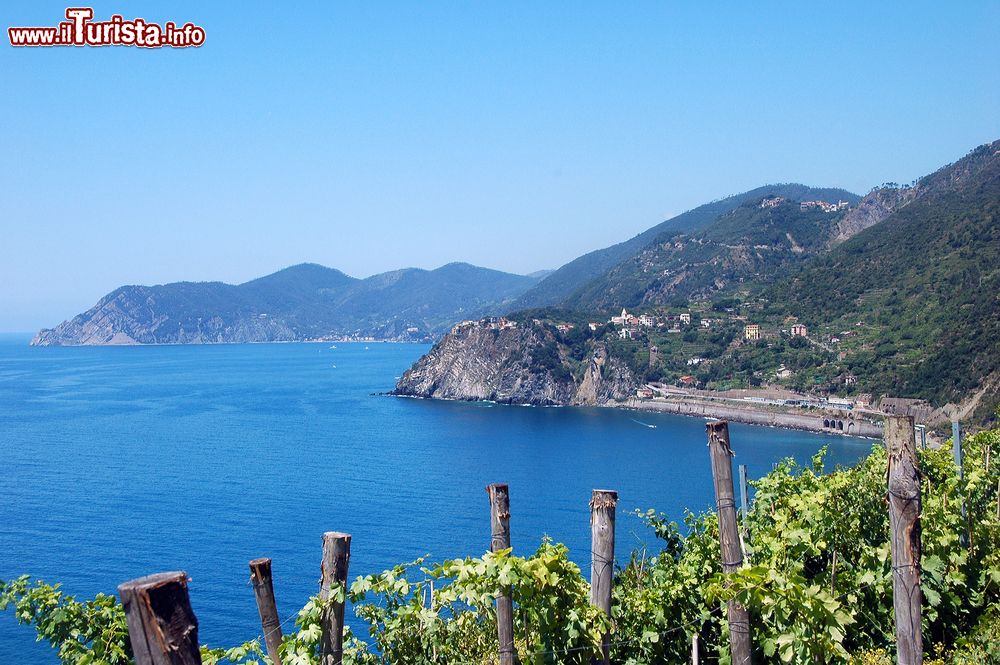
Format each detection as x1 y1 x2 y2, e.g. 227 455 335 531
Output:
511 184 860 310
32 263 543 345
767 139 1000 420
563 196 853 311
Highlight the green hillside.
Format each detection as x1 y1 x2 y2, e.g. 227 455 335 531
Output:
415 139 999 427
564 196 852 311
767 140 1000 418
511 184 859 310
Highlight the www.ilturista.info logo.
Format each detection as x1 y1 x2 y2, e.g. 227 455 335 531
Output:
8 8 205 48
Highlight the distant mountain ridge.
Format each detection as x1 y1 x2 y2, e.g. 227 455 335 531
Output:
32 262 543 346
562 193 858 311
511 184 860 311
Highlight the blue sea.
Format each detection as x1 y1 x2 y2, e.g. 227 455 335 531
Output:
0 334 872 662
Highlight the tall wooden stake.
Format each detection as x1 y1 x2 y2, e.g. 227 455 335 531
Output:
706 421 752 664
320 532 352 665
487 483 516 665
886 415 923 665
118 571 201 665
691 633 700 665
249 558 283 665
590 489 618 665
738 464 749 524
952 421 969 548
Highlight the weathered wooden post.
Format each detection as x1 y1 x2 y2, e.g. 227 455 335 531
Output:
952 421 969 548
320 532 352 665
249 558 283 665
706 421 752 664
118 571 201 665
738 464 749 524
886 415 923 665
590 489 617 665
914 424 926 450
487 483 516 665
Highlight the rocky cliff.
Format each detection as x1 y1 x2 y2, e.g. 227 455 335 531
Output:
31 285 297 346
392 320 638 406
831 185 919 243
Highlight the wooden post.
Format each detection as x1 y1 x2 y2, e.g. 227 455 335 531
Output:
706 421 752 664
952 421 969 548
691 633 700 665
487 483 516 665
590 489 617 665
886 415 923 665
118 571 201 665
320 532 351 665
249 558 283 665
738 464 749 524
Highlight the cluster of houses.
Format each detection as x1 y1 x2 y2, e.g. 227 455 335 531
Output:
606 308 693 340
452 317 519 334
743 322 809 341
800 200 850 213
758 197 850 213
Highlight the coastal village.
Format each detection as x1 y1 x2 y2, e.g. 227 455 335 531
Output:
536 299 936 432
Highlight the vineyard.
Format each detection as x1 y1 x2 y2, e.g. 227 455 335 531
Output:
3 419 999 665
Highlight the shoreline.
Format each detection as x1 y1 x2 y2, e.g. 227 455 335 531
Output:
387 392 883 440
610 397 883 439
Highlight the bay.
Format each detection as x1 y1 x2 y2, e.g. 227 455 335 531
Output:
0 335 871 662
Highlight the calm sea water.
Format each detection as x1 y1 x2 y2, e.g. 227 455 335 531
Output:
0 334 872 662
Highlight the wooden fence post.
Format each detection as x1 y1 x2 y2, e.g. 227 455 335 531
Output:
886 415 923 665
691 633 700 665
706 421 752 664
249 558 283 665
487 483 516 665
118 571 201 665
738 464 749 524
320 532 352 665
590 489 617 665
952 421 969 548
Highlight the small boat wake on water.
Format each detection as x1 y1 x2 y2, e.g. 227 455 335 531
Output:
630 418 656 429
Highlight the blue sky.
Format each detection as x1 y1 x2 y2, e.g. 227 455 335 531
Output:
1 1 998 330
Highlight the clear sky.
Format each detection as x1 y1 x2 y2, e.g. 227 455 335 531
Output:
1 1 998 331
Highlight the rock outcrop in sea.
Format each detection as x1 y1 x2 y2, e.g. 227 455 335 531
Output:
392 319 638 406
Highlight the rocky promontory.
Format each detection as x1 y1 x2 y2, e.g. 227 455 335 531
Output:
392 318 638 406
